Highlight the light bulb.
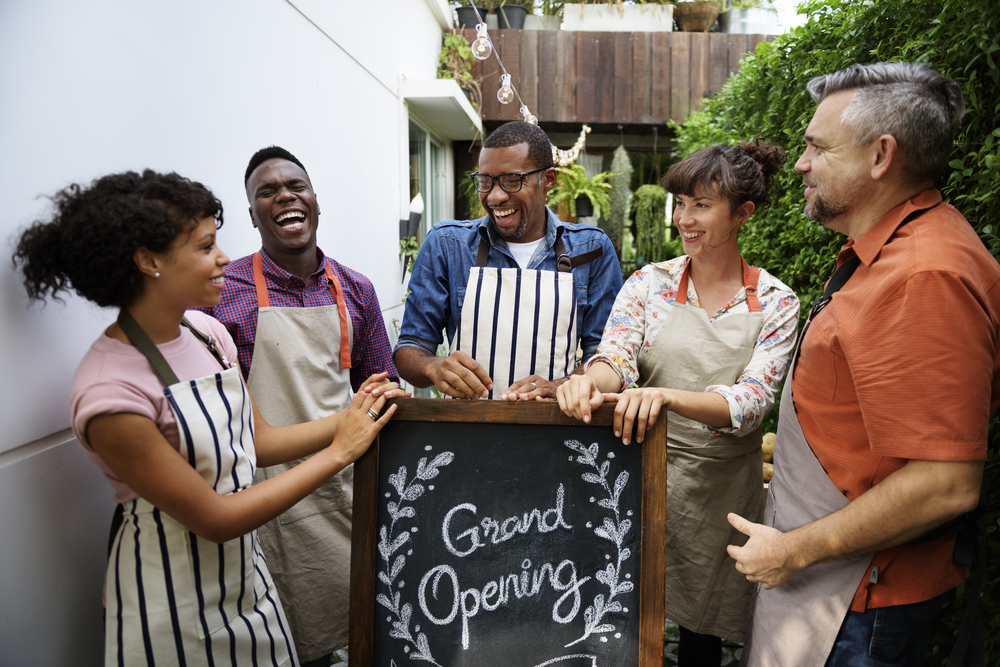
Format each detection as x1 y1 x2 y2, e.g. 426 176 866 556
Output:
497 73 515 105
472 24 492 60
520 105 538 125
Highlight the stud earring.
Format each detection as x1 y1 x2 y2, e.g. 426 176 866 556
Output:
154 272 160 278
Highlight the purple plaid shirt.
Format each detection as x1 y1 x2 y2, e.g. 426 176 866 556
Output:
202 248 398 391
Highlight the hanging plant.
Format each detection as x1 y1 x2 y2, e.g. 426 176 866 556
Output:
632 184 668 265
547 164 614 220
604 145 633 259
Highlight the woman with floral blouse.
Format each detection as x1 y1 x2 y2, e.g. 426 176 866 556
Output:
557 139 800 667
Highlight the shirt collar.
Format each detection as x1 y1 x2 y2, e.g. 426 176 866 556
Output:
477 206 563 251
846 189 942 266
259 247 328 286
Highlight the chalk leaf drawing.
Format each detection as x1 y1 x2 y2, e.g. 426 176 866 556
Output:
564 440 634 647
379 450 455 665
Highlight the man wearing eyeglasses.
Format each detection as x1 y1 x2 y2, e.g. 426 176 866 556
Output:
394 121 619 400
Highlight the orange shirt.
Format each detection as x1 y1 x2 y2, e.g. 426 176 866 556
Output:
792 189 1000 611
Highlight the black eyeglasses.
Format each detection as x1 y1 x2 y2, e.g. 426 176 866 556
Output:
472 167 549 193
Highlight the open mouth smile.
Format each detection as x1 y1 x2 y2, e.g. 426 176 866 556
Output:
275 210 306 230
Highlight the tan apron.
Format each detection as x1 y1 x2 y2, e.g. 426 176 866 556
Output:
247 251 355 660
451 236 593 399
640 258 765 641
740 313 875 666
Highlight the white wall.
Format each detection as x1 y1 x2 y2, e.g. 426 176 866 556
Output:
0 1 450 664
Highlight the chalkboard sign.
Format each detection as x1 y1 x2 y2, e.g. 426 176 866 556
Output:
350 400 666 667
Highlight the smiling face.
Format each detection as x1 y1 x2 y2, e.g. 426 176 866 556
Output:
673 189 749 259
795 90 874 234
246 158 321 258
478 143 555 243
152 216 230 310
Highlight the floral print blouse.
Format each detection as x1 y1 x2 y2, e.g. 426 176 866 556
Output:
591 256 800 435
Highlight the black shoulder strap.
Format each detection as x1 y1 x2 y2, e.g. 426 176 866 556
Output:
553 226 604 274
117 310 179 386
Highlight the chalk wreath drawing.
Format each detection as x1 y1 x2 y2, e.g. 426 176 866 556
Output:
564 439 634 648
378 446 455 666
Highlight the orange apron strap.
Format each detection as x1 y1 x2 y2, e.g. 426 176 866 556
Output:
676 257 761 311
676 258 691 305
251 251 270 308
323 262 352 370
742 257 762 312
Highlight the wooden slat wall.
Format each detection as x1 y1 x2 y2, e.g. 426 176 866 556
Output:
455 29 770 125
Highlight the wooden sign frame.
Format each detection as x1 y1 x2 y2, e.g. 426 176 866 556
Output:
349 398 666 666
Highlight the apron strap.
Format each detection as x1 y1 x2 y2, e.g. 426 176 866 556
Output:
742 258 762 312
117 310 229 386
475 227 603 273
675 256 761 311
252 251 352 370
117 309 180 386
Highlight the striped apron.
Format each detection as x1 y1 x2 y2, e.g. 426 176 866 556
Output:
451 234 599 399
247 251 354 661
107 312 298 666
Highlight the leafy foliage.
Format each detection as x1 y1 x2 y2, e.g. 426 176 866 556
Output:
632 185 669 265
673 0 999 662
547 164 615 219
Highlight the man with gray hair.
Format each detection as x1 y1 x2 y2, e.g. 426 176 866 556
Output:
727 62 1000 665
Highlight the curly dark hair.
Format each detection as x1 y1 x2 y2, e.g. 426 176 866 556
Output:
12 169 223 308
244 146 307 186
663 138 787 213
482 121 555 170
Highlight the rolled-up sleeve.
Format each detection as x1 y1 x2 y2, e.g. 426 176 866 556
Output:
707 290 800 435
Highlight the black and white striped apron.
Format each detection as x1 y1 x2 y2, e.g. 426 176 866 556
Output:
451 235 597 399
107 313 298 666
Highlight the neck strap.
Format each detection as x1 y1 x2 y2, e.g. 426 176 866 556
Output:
117 310 229 387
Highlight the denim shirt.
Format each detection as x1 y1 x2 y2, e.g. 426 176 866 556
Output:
395 207 621 362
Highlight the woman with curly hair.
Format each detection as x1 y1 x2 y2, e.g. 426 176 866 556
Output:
13 169 402 666
557 140 801 666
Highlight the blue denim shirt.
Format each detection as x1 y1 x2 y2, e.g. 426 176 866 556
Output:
395 207 621 362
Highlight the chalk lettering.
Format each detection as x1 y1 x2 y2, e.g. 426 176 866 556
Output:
441 485 573 558
417 559 591 650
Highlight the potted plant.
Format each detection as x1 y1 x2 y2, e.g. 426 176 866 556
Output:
455 0 490 29
488 0 531 29
438 32 482 110
562 0 674 32
718 0 778 33
524 0 564 30
673 0 721 32
547 164 614 222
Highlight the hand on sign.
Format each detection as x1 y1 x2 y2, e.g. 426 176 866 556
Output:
426 351 493 399
726 512 801 589
606 387 673 445
555 374 605 423
501 375 560 401
360 372 410 400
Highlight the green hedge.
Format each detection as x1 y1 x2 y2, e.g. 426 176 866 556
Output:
672 0 1000 663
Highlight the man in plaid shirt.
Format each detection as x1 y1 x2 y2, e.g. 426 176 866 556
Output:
204 145 397 667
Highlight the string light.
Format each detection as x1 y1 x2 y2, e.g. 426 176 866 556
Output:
520 105 538 125
471 23 493 60
497 73 515 104
552 125 591 166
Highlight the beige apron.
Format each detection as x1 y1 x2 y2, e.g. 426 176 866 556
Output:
451 236 588 399
639 258 765 641
247 251 355 660
740 313 875 667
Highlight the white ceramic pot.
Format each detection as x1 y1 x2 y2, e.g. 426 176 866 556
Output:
562 3 674 32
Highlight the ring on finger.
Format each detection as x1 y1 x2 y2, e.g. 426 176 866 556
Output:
367 407 379 421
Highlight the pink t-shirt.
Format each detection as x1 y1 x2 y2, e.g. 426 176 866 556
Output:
70 310 240 503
